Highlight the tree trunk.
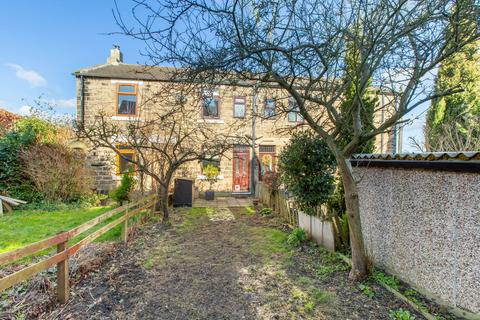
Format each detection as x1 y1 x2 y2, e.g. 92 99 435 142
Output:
155 184 169 222
336 156 368 281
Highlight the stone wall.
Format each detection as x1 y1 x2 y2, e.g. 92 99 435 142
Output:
78 75 397 194
354 165 480 315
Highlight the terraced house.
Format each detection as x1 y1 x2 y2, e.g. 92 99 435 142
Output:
74 46 402 195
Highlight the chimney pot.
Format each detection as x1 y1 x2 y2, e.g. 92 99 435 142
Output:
107 45 123 65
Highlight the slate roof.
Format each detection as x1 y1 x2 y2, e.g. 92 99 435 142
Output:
74 64 177 81
352 152 480 161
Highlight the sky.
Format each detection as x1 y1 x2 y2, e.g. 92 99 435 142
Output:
0 0 428 152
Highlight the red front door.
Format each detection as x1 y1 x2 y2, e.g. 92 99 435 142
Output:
232 146 250 192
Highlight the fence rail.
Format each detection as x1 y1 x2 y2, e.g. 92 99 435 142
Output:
0 195 156 303
257 182 298 226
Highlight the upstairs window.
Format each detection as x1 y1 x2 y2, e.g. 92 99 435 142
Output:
233 96 246 118
263 98 276 119
116 147 136 175
203 97 220 118
117 84 137 115
288 99 304 122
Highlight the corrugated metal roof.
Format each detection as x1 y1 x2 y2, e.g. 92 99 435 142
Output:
352 152 480 161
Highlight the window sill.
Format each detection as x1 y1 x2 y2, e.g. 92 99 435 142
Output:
197 118 225 124
111 116 143 121
197 174 224 180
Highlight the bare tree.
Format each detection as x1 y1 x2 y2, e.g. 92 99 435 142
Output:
78 81 246 221
114 0 480 280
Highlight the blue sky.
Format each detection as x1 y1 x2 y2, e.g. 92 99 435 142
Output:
0 0 427 152
0 1 143 115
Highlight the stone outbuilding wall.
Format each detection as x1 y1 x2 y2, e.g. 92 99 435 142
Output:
352 153 480 316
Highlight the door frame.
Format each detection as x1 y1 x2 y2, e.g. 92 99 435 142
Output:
232 146 250 192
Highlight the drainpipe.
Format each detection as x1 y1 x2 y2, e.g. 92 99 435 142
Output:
380 94 385 153
79 75 85 128
251 84 258 196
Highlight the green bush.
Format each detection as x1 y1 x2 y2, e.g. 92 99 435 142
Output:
278 131 336 215
110 173 135 204
389 308 416 320
0 117 65 203
287 227 308 247
259 208 273 216
0 124 39 202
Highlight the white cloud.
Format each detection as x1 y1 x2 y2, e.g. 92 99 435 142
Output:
55 98 76 109
40 97 76 109
18 105 33 115
6 63 47 87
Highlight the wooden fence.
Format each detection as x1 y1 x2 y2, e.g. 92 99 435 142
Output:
0 195 156 304
256 182 298 226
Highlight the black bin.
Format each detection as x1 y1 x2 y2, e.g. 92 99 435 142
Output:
173 178 194 207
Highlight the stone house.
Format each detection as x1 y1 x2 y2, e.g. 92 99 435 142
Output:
74 46 401 195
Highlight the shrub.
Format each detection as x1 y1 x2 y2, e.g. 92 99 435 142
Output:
203 164 219 190
0 116 71 203
110 172 135 204
259 207 273 216
21 144 93 202
287 227 308 247
372 271 400 291
358 283 375 298
0 124 38 202
389 308 416 320
278 131 336 215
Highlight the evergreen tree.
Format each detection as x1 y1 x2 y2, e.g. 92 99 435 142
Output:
338 29 377 154
426 0 480 151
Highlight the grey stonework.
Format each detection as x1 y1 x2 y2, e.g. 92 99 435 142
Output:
86 148 118 193
354 166 480 314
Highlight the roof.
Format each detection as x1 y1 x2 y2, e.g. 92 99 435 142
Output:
74 64 177 81
73 62 398 94
352 152 480 161
351 152 480 172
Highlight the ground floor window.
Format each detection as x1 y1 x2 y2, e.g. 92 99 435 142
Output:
116 147 136 175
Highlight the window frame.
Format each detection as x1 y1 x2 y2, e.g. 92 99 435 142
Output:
287 99 304 123
116 84 138 116
233 96 246 118
116 148 136 175
202 96 221 119
259 145 276 178
263 98 276 119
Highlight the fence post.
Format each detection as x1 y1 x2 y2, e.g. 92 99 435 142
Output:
121 207 129 243
150 196 157 216
56 236 69 304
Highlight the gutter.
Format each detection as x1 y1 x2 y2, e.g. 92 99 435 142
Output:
350 159 480 173
250 84 258 196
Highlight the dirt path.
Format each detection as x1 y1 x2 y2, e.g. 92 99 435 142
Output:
47 207 421 320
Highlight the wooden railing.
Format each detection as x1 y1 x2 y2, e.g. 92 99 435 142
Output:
0 195 156 303
257 182 298 226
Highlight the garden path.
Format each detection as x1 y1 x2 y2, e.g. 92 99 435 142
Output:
48 207 421 319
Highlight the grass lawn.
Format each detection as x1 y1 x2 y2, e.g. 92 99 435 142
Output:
0 206 123 256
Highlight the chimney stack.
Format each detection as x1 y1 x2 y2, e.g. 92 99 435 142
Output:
107 45 123 65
